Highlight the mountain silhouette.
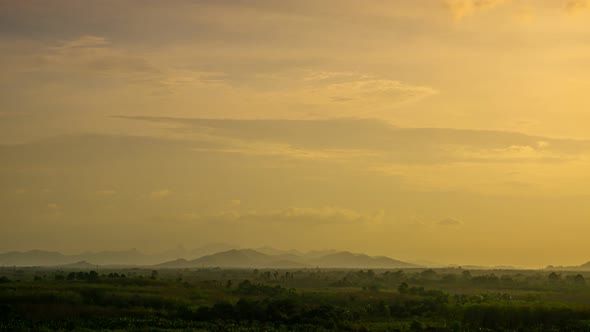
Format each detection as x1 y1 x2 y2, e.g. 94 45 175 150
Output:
309 251 417 269
157 249 417 269
0 247 418 268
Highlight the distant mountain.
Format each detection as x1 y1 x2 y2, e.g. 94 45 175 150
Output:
545 261 590 271
155 258 191 269
309 251 417 269
188 243 239 258
0 249 167 267
255 246 303 257
0 247 418 269
157 249 307 269
0 250 73 266
190 249 273 268
78 249 156 265
303 249 339 259
157 249 416 269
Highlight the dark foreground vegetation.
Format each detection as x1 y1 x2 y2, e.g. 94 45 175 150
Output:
2 267 590 331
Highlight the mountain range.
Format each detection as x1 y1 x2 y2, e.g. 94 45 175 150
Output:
0 247 418 269
156 249 417 269
0 243 236 267
545 261 590 271
7 247 586 270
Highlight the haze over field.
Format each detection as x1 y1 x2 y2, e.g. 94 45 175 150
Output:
2 0 590 268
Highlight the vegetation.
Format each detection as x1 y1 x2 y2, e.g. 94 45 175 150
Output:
1 267 590 331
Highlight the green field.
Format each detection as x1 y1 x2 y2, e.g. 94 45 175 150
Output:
2 267 590 331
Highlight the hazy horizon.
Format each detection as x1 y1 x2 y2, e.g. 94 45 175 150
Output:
2 0 590 269
0 240 584 270
0 244 575 269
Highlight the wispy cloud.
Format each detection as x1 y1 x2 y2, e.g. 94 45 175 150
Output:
191 140 379 162
47 203 61 210
121 117 590 166
185 206 385 225
150 189 172 199
444 0 510 20
260 71 438 112
2 36 228 96
437 218 463 226
565 0 589 13
52 35 110 50
95 190 117 196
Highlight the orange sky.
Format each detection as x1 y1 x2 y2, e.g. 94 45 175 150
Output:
1 0 590 268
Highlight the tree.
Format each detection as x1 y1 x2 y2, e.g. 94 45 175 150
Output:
548 272 561 284
574 274 586 286
420 269 437 279
88 270 99 281
398 282 409 294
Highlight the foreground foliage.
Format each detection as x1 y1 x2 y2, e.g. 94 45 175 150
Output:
1 267 590 331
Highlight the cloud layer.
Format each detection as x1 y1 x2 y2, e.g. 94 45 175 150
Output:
2 0 590 267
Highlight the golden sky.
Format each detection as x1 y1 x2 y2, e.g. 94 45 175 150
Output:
1 0 590 267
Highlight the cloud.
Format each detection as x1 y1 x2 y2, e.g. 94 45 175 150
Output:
444 0 510 20
3 35 228 96
4 120 590 197
95 190 117 196
2 32 435 122
261 71 438 112
566 0 588 13
47 203 61 210
191 140 378 162
450 141 573 163
187 207 384 225
47 36 158 78
438 218 462 226
513 6 534 23
302 71 361 82
321 79 438 105
43 202 64 219
150 189 172 199
121 116 590 165
52 35 110 50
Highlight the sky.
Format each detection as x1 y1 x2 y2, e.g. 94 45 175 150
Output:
1 0 590 268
